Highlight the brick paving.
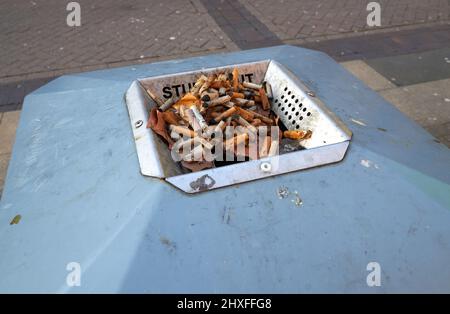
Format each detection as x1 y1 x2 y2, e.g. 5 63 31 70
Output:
0 0 236 82
1 0 449 84
200 0 282 49
240 0 450 41
302 23 450 61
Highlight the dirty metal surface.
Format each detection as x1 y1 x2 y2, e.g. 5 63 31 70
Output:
0 46 449 292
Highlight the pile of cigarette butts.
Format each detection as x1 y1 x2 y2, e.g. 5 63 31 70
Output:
146 68 312 172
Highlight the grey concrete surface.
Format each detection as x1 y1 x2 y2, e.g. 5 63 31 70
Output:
241 0 449 40
0 153 10 198
380 78 450 146
367 47 450 86
343 60 450 147
341 60 396 91
0 111 20 199
0 111 20 155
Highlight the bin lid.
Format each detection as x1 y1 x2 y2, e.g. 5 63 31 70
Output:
0 45 449 293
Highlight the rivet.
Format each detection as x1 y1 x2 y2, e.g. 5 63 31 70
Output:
260 162 272 173
135 120 143 128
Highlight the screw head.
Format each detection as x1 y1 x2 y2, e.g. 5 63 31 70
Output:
260 161 272 173
135 120 143 128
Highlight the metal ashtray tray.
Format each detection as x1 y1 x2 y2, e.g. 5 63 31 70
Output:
125 60 352 193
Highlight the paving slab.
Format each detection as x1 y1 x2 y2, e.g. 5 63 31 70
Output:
427 122 450 147
0 153 10 199
341 60 396 91
367 48 450 86
200 0 282 49
301 24 450 62
241 0 450 41
380 78 450 146
0 110 21 155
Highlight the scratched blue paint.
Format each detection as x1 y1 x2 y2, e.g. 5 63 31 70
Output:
0 46 449 293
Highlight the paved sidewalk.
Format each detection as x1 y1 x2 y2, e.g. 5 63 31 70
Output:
0 0 237 82
341 61 450 147
241 0 449 41
1 0 449 83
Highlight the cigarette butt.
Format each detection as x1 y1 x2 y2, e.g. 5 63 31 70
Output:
243 90 255 99
304 130 313 139
283 130 312 140
210 80 229 90
190 105 208 130
194 137 214 150
236 125 256 142
224 122 234 138
199 76 215 95
210 112 221 118
235 133 249 146
201 90 219 101
244 100 255 108
231 92 245 99
251 111 273 124
214 120 226 133
213 106 237 123
236 107 254 121
191 76 206 96
185 109 202 134
234 125 245 136
268 140 279 157
243 81 263 90
219 87 227 96
179 105 186 118
209 95 231 107
251 118 262 127
217 74 228 81
160 96 177 111
259 88 270 110
223 101 235 108
236 116 258 134
259 136 271 158
232 98 255 108
202 125 216 139
211 104 226 112
232 68 239 91
264 82 273 99
224 133 248 149
170 125 195 138
254 95 261 103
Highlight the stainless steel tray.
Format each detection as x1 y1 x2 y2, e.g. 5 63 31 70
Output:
125 60 352 193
